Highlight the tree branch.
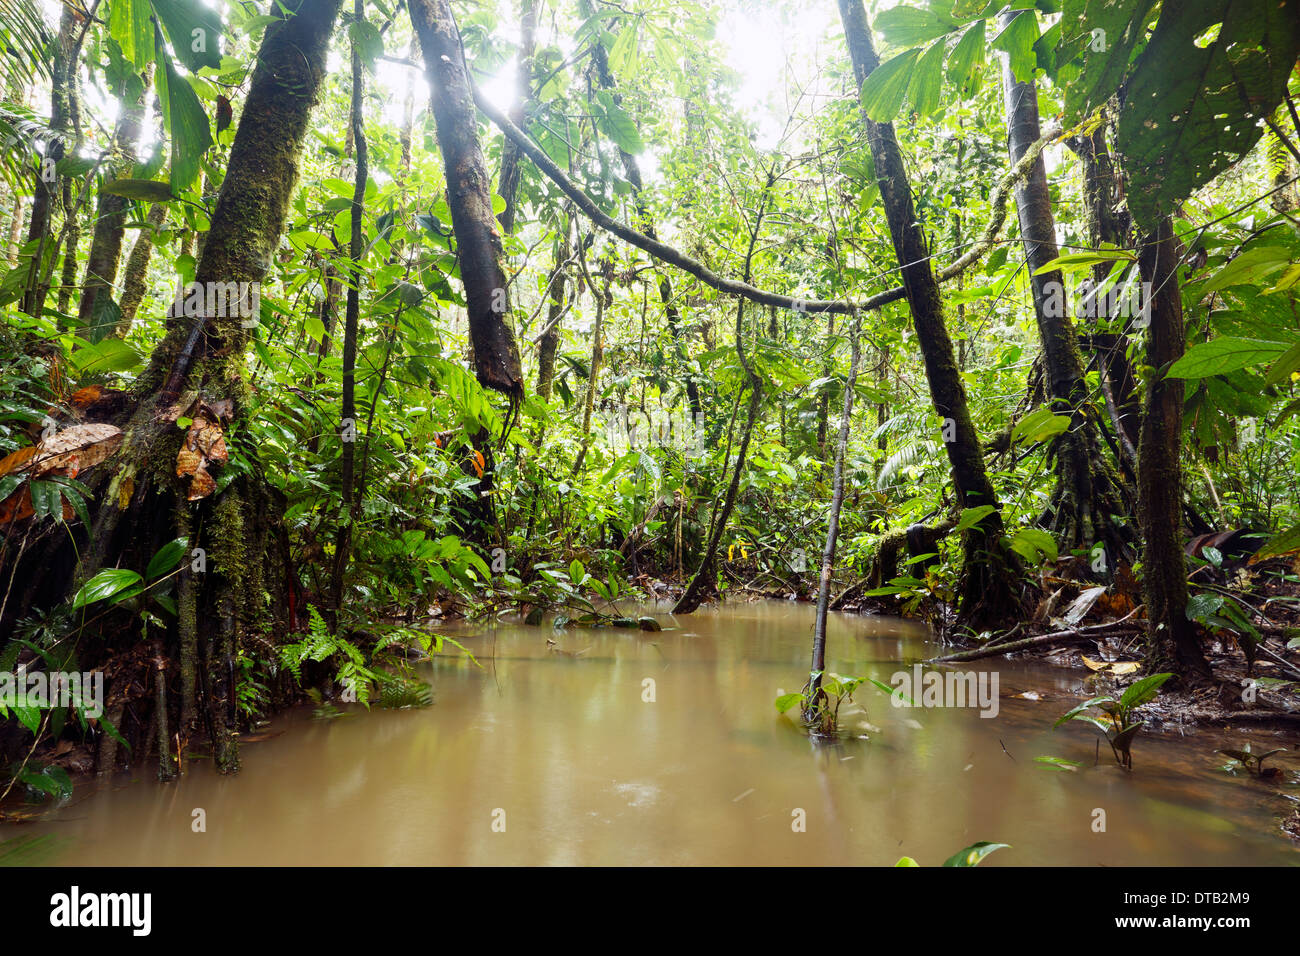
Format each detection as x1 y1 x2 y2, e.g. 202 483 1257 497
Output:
472 83 1059 316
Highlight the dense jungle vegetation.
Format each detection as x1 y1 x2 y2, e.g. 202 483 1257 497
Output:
1 0 1300 799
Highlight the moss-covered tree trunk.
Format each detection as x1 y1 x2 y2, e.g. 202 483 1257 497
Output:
409 0 523 399
1069 120 1142 470
997 20 1130 567
113 203 166 337
0 0 347 779
838 0 1020 630
1136 218 1210 679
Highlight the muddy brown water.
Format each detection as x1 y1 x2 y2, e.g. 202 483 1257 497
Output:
3 602 1297 865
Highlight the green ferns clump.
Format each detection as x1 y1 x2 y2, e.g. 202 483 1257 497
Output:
280 609 435 710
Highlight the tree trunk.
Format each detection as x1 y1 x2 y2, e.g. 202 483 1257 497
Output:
496 0 536 235
997 19 1130 566
79 67 153 330
536 217 569 400
805 316 861 731
0 0 348 777
20 6 77 317
409 0 524 399
330 0 369 626
837 0 1020 630
1136 218 1211 679
114 203 167 337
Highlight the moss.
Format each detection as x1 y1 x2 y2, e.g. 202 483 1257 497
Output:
210 491 248 587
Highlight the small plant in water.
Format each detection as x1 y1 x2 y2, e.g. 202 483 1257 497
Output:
776 672 895 734
895 841 1009 867
1217 745 1288 779
1054 672 1173 769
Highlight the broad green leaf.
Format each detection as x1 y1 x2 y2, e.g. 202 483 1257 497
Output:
875 6 958 47
597 100 644 154
1118 672 1173 710
146 537 189 580
1008 527 1057 564
1165 337 1290 379
955 505 995 533
155 27 214 193
72 568 143 609
1057 0 1156 122
907 39 947 118
69 338 144 376
109 0 154 69
151 0 223 72
1200 246 1292 293
1011 407 1071 444
946 20 986 99
1252 523 1300 561
857 48 921 123
1116 2 1300 228
991 9 1039 83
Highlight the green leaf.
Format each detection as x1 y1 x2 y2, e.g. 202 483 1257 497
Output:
907 39 947 118
596 100 644 154
946 21 986 99
942 841 1010 867
1165 337 1290 380
1201 246 1293 293
991 9 1039 84
85 294 122 344
1057 0 1157 122
109 0 154 69
69 338 143 376
1264 340 1300 386
774 692 804 714
155 27 214 193
1118 672 1173 710
894 856 920 867
569 559 586 584
146 537 188 580
857 48 921 123
150 0 223 72
348 18 384 72
955 505 996 534
1032 249 1134 275
1116 2 1300 229
1011 407 1071 444
1252 524 1300 561
1054 695 1116 727
1008 527 1057 564
874 5 958 46
71 568 143 609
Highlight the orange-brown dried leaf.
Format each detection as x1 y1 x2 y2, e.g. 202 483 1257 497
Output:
0 487 34 524
187 465 216 501
71 385 105 408
176 447 203 478
0 446 37 478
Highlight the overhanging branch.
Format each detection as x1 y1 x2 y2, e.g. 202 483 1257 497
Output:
473 84 1060 317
